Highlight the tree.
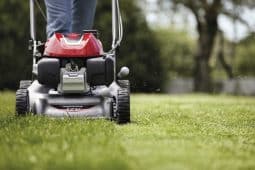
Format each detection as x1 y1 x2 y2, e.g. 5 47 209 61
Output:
157 0 254 92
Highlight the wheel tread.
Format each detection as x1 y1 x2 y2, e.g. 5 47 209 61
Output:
116 80 130 124
16 89 29 115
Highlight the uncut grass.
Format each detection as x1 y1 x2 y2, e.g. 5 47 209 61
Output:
0 91 255 170
128 95 255 170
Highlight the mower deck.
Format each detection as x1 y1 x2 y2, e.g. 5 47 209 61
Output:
28 81 112 118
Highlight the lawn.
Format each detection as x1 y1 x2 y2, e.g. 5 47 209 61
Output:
0 91 255 170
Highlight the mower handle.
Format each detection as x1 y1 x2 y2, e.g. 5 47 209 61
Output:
30 0 36 41
111 0 123 52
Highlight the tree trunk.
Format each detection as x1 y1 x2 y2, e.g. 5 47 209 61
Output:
194 34 213 92
194 57 212 92
194 17 218 92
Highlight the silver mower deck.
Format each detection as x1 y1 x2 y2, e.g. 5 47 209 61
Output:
28 81 119 118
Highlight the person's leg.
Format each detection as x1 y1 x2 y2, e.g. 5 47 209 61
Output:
71 0 97 34
44 0 72 38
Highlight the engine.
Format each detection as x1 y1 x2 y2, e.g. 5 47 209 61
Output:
37 57 114 94
36 32 114 94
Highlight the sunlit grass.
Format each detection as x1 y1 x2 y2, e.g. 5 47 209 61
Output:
0 91 255 170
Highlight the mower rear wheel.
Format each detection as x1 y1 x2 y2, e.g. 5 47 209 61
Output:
116 80 130 124
16 89 29 116
19 80 32 89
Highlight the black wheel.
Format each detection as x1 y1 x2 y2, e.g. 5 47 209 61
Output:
19 80 32 89
16 89 29 116
116 80 130 124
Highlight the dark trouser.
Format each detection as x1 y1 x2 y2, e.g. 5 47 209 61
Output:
44 0 97 38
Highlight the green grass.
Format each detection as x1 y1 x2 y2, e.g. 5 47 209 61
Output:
0 91 255 170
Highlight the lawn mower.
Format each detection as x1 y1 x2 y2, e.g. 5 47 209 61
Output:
16 0 130 124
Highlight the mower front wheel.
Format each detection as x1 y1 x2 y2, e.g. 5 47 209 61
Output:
116 80 130 124
16 89 29 116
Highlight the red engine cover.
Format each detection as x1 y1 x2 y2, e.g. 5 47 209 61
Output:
44 33 104 58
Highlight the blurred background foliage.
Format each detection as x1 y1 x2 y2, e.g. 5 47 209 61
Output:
235 33 255 76
0 0 255 92
0 0 30 90
0 0 45 90
155 29 195 78
210 32 255 80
